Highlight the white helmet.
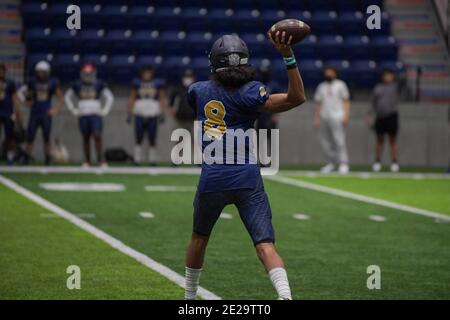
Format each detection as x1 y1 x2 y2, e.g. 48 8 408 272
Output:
35 60 51 72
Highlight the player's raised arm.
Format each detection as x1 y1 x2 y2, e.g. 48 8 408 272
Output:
260 31 306 113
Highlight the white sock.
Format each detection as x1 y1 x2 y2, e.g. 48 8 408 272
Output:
185 267 202 300
269 267 292 300
134 145 142 163
149 146 157 163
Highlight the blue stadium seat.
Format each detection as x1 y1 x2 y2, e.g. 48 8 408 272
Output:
316 35 344 60
154 7 184 31
53 54 81 81
128 5 158 30
160 31 188 55
371 36 398 61
25 28 52 53
51 29 79 53
336 0 362 12
348 60 378 87
108 55 138 83
294 35 317 60
309 0 335 12
209 8 238 33
298 59 323 88
78 29 107 54
343 36 372 60
191 57 211 81
181 7 210 31
131 30 162 55
312 11 339 35
107 29 133 54
339 11 365 35
234 9 263 33
159 56 192 82
22 2 50 28
101 5 131 29
241 33 270 58
186 32 214 56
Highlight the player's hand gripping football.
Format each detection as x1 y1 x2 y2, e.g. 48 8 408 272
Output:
267 31 294 58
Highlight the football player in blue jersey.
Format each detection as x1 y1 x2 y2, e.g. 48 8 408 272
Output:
126 65 166 166
23 61 64 165
0 63 22 165
65 63 114 168
184 32 306 300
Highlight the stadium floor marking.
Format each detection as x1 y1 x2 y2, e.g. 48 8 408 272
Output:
0 175 221 300
368 215 387 222
39 182 125 192
139 212 155 218
267 175 450 222
293 213 310 220
0 166 449 180
220 212 233 219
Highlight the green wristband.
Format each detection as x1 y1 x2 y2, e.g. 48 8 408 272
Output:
283 56 296 66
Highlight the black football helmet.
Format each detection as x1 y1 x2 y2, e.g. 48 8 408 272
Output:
208 35 249 73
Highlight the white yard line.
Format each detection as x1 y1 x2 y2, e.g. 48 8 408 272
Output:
0 174 221 300
283 170 450 180
267 175 450 222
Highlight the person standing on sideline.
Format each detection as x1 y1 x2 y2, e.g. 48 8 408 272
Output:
0 63 22 165
23 61 64 165
314 66 351 174
126 65 166 166
169 68 196 133
369 69 401 172
65 63 114 168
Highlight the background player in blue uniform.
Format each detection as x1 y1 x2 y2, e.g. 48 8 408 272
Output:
184 33 306 300
126 65 166 166
65 64 114 167
23 61 63 165
0 63 22 165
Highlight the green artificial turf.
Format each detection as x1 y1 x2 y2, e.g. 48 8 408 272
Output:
2 172 450 299
287 175 450 215
0 182 183 299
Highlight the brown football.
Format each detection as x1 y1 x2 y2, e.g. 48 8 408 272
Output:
268 19 311 45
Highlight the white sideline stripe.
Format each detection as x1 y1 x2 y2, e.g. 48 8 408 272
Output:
267 175 450 222
1 166 449 180
0 166 201 175
0 175 221 300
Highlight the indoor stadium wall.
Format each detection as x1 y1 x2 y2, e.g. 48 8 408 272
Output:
25 99 449 167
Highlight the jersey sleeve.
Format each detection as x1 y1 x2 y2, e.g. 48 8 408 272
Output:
240 81 269 110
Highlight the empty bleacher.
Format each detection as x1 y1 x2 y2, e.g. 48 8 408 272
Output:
21 0 402 88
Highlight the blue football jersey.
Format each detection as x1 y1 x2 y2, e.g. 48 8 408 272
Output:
71 79 105 100
27 78 59 115
0 79 17 117
132 78 165 100
188 80 269 192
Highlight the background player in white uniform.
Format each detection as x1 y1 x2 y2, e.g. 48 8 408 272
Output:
64 64 114 167
126 65 166 165
314 66 351 174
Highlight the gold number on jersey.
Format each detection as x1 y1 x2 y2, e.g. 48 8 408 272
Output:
203 100 226 140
